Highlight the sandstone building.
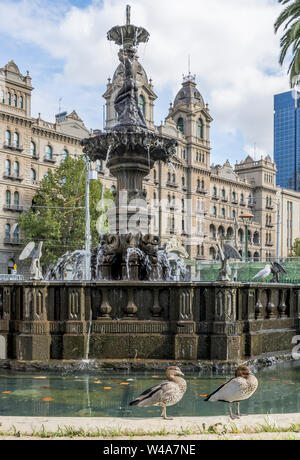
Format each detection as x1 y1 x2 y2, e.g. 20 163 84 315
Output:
0 61 89 274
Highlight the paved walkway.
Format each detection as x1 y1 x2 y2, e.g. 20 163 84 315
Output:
0 414 299 439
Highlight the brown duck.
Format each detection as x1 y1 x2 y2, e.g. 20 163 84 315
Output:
129 366 187 420
205 365 258 419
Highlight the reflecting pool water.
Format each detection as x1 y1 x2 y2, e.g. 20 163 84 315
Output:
0 361 299 418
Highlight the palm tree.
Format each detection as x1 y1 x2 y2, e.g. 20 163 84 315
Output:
275 0 300 86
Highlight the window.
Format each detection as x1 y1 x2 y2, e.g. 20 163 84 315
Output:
1 90 4 103
31 168 36 181
222 188 226 198
182 176 185 186
13 225 19 243
232 210 236 218
14 132 19 148
212 206 217 216
232 191 236 201
240 193 244 203
197 178 201 189
14 94 17 107
6 190 11 205
31 141 36 157
138 94 146 116
7 259 15 274
153 169 157 181
5 160 11 176
14 191 19 206
221 208 225 218
96 159 102 171
201 180 205 189
14 161 19 177
62 149 68 161
45 145 53 160
7 93 11 105
198 118 204 139
172 173 176 184
20 96 24 109
167 171 171 182
177 117 184 134
213 186 217 197
5 130 11 146
5 224 11 241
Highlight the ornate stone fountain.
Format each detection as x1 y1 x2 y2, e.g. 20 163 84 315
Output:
82 5 177 281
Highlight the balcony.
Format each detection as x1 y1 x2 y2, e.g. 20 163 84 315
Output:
240 201 246 207
3 204 24 212
3 173 23 182
3 142 23 152
31 154 40 161
196 188 208 195
43 156 56 164
266 242 274 247
221 196 228 203
232 199 238 204
4 237 22 245
211 194 220 201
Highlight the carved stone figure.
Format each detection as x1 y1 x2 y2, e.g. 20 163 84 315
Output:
217 243 242 282
19 242 43 280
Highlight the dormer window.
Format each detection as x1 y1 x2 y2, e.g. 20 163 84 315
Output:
177 118 184 134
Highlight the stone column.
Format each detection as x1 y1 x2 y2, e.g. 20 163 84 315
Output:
63 286 87 359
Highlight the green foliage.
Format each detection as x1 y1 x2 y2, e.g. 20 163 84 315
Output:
19 156 112 269
275 0 300 85
289 238 300 256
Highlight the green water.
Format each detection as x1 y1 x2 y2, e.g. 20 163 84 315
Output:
0 361 299 418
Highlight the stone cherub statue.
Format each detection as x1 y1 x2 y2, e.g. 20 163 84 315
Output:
217 242 242 282
19 241 43 280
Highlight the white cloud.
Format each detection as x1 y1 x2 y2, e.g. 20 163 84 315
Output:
0 0 291 160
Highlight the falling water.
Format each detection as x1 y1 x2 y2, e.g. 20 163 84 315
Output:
85 307 93 361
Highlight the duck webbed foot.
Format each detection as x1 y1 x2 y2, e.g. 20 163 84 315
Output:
161 407 173 420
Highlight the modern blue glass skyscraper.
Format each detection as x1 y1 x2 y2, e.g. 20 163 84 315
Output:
274 90 300 191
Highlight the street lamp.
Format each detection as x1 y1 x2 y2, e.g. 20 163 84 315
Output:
240 212 254 262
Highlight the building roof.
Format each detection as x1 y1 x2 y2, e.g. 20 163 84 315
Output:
173 74 205 107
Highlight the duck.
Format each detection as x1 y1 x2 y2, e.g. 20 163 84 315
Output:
204 365 258 419
129 366 187 420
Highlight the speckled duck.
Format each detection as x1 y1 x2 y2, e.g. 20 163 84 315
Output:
129 366 187 420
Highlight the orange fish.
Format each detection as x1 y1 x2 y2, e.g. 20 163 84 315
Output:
104 387 112 390
34 376 47 380
40 386 50 390
41 397 54 402
200 394 208 397
120 383 130 385
93 381 103 384
152 376 159 379
2 391 11 394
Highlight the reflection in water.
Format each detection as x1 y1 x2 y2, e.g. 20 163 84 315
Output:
0 361 299 418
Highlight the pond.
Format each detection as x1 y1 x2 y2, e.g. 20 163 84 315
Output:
0 361 299 418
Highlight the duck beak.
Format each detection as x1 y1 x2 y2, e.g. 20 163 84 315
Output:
178 370 184 376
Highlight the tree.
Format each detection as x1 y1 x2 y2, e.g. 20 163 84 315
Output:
19 156 112 269
275 0 300 85
289 238 300 256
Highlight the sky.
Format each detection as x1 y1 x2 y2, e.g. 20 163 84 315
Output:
0 0 291 165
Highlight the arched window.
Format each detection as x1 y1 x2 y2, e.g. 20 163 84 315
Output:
238 229 244 243
221 208 225 218
177 117 184 134
31 168 36 181
31 141 36 157
14 132 19 148
167 171 171 182
182 176 185 186
197 118 204 139
138 94 146 116
232 209 236 218
62 149 68 161
7 92 11 105
5 160 11 176
153 169 157 181
14 191 19 206
20 96 24 109
14 161 19 177
210 224 216 238
240 193 244 203
45 145 53 160
5 130 11 146
6 190 11 205
201 179 205 189
172 173 176 183
197 178 201 189
213 186 217 197
7 259 15 274
212 206 217 217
